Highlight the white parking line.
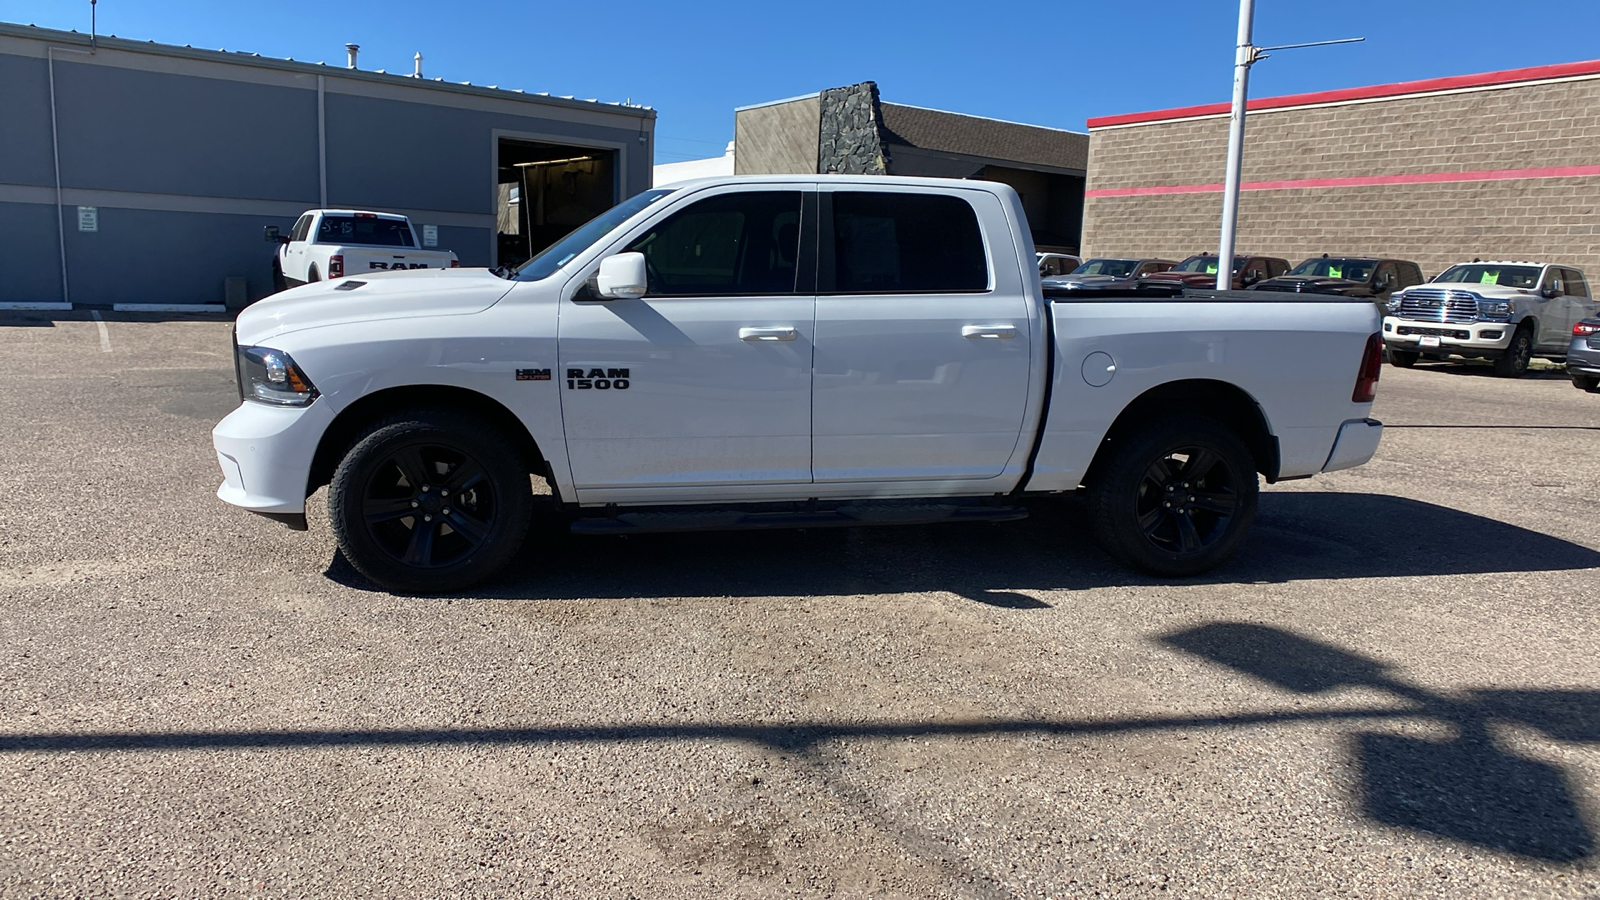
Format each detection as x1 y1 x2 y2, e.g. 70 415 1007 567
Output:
89 310 111 352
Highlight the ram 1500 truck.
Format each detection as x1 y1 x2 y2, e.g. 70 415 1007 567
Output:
216 176 1385 593
1382 260 1597 377
266 209 459 291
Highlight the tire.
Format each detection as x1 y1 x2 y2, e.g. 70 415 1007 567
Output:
1087 415 1259 578
1388 350 1419 368
307 265 321 283
1493 326 1533 378
271 260 287 294
1573 373 1600 392
328 410 532 593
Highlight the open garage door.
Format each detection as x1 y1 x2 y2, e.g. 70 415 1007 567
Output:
497 139 617 269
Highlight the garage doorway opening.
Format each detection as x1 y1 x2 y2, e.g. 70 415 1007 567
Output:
497 139 616 270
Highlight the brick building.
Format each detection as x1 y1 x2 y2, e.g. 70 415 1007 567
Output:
1081 60 1600 278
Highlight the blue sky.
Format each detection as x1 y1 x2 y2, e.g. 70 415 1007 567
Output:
9 1 1600 163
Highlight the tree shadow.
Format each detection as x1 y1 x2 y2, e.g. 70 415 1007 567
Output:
1162 622 1597 863
325 491 1600 600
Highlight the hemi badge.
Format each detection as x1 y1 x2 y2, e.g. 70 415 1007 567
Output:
516 368 551 381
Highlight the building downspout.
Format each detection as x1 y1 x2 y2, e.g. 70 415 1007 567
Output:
46 45 90 308
317 75 328 206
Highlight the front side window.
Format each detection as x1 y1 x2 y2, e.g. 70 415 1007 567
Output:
290 215 313 243
625 191 802 296
827 192 988 293
316 215 415 247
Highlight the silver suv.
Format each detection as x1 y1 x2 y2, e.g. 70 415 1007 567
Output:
1382 261 1598 377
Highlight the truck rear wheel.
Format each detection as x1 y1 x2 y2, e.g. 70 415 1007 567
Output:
328 410 532 593
1087 415 1259 577
1388 349 1419 368
1493 326 1533 378
307 265 320 283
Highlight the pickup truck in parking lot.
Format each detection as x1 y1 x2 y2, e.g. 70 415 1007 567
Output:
1250 256 1425 312
267 209 458 291
1382 260 1597 377
215 175 1386 593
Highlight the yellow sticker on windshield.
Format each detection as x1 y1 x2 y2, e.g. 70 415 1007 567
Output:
1480 271 1499 284
1328 266 1342 278
1205 264 1218 275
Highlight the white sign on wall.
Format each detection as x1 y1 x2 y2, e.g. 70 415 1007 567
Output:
421 224 438 247
77 207 98 232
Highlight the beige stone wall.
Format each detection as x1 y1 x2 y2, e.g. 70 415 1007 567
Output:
734 97 820 175
1083 78 1600 276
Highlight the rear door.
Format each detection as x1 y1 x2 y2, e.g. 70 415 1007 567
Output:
1562 268 1593 334
557 186 816 496
811 187 1032 482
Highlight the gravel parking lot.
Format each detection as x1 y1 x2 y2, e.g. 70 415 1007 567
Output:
2 311 1598 898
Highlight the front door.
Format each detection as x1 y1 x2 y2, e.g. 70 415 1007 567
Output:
811 187 1033 483
558 187 816 496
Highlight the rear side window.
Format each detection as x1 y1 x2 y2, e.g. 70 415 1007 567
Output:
826 192 988 293
316 215 416 247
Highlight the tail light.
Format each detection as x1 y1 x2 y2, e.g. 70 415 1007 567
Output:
328 254 344 279
1353 332 1382 403
1575 321 1600 336
450 259 460 268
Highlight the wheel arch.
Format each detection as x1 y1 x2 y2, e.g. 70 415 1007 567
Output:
1083 379 1280 486
308 385 551 498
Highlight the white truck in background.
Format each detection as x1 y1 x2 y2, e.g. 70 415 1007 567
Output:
266 209 458 291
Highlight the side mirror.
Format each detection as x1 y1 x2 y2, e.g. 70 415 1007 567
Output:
595 252 648 300
1541 283 1560 299
1240 272 1259 286
264 225 287 244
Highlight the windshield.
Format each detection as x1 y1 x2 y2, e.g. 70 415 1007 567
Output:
1172 256 1242 275
1289 258 1377 280
1070 259 1138 277
1433 264 1541 288
513 189 674 281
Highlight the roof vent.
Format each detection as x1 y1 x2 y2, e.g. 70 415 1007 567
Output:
413 52 423 78
345 43 359 68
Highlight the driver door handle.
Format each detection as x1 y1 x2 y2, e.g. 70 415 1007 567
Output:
740 327 798 342
962 325 1017 339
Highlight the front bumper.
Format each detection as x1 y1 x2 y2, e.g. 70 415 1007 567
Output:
1322 418 1383 473
1381 317 1512 353
212 398 336 515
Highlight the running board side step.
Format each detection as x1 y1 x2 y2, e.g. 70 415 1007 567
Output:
569 503 1028 536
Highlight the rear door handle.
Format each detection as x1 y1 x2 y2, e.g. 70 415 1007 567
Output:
962 325 1017 339
739 327 798 342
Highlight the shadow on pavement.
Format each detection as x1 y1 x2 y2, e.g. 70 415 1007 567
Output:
7 623 1592 863
1163 622 1596 863
321 491 1600 600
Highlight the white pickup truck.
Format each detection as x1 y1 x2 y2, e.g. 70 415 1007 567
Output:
216 176 1385 593
266 209 458 291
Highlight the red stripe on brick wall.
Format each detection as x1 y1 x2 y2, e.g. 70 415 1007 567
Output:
1085 165 1600 198
1086 59 1600 129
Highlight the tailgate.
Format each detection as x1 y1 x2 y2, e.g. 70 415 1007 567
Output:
343 249 455 274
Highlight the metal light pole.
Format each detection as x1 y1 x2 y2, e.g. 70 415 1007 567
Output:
1215 0 1363 290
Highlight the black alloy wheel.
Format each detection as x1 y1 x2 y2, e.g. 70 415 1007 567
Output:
1088 415 1259 577
1494 326 1533 377
329 411 531 593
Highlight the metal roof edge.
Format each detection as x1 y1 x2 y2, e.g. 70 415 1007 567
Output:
734 92 822 113
0 20 654 119
882 102 1088 137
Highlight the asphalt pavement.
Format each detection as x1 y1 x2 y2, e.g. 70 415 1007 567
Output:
2 311 1598 898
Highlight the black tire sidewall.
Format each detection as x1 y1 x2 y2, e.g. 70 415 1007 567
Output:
1495 327 1532 377
1088 416 1260 578
328 412 532 593
1389 350 1419 368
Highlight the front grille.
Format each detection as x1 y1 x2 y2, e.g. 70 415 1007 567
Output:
1398 288 1479 324
1396 326 1471 340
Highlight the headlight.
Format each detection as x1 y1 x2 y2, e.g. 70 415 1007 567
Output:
1385 294 1402 313
236 345 318 406
1477 300 1512 319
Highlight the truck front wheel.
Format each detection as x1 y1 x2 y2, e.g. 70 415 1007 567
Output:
1388 349 1419 368
1493 326 1533 378
1087 416 1259 577
328 410 532 593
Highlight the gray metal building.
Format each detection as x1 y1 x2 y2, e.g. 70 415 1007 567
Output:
0 22 655 310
